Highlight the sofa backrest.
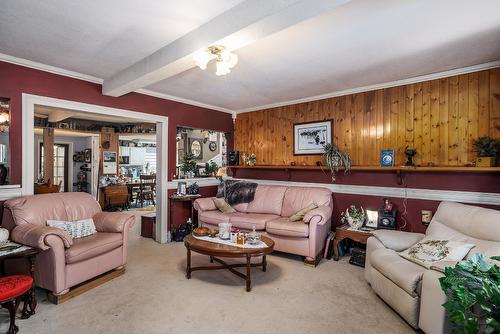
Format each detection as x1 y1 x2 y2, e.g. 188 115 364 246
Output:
281 186 332 217
4 192 101 229
426 202 500 258
245 185 287 215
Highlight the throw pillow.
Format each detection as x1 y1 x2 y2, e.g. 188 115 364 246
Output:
47 218 97 239
399 237 475 268
213 198 236 213
290 203 318 222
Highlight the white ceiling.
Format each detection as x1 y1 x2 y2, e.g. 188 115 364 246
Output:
1 0 500 112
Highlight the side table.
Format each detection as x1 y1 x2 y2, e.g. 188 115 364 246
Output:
169 194 202 234
0 244 40 318
332 225 372 261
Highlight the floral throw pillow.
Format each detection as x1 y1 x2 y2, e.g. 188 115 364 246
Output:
47 218 97 239
399 237 475 268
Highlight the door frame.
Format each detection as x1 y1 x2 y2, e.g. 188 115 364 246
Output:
36 139 73 192
22 93 169 243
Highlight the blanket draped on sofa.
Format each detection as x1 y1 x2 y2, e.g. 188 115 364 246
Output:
216 180 257 205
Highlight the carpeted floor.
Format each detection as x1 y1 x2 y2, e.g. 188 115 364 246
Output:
1 214 415 334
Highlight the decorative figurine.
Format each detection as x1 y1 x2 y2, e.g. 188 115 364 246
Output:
404 147 417 166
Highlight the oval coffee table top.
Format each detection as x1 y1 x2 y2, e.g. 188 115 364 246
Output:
184 234 274 257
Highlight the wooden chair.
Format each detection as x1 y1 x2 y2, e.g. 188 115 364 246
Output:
136 174 156 208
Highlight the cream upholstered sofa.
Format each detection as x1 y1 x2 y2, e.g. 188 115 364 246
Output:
2 192 135 297
365 201 500 334
194 185 333 264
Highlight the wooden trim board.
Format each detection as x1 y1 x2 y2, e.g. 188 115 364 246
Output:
47 267 125 304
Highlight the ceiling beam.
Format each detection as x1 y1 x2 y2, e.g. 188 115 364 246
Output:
102 0 350 97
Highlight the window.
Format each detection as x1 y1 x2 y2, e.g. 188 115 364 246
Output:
40 143 69 192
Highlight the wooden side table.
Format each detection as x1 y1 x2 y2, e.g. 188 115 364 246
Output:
332 225 372 261
0 244 40 318
169 194 202 234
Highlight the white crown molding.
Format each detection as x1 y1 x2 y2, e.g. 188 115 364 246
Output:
235 178 500 206
0 53 234 116
235 60 500 114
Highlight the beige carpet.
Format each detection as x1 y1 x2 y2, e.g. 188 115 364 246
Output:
1 216 415 334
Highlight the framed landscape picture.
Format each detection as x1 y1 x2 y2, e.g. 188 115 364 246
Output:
293 120 332 155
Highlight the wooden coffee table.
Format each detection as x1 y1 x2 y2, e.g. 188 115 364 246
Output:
184 234 274 292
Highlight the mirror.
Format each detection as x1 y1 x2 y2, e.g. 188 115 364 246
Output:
0 98 10 185
176 126 227 179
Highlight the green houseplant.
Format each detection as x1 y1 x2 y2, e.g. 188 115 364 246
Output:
472 136 499 167
204 161 219 176
180 152 197 177
439 253 500 334
323 143 352 181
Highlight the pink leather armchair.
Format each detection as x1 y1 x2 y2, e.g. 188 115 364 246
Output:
2 192 134 296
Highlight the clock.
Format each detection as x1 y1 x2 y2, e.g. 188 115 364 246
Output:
377 209 397 230
209 141 217 152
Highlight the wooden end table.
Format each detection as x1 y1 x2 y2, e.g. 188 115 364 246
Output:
184 234 274 292
169 194 201 233
332 225 372 261
0 245 40 318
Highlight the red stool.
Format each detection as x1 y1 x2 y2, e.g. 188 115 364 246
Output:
0 275 33 334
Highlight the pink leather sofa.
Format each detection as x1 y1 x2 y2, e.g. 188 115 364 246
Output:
2 192 134 296
194 185 333 264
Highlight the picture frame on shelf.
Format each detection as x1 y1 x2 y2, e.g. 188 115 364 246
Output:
380 149 395 167
293 120 332 155
363 209 379 230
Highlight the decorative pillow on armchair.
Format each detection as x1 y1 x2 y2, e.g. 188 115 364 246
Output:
399 237 474 268
47 218 97 239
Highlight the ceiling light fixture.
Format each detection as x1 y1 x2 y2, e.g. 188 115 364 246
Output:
193 45 238 76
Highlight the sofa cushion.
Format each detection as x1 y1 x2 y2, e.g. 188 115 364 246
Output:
65 232 122 264
246 185 287 215
281 187 332 217
229 213 279 230
198 211 231 226
266 217 309 238
47 218 97 239
370 248 426 297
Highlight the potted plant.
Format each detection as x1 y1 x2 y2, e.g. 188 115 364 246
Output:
323 143 352 181
204 160 219 177
180 152 197 178
439 253 500 334
340 205 365 230
472 136 499 167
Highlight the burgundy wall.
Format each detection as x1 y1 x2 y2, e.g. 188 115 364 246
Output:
228 168 500 233
0 61 234 185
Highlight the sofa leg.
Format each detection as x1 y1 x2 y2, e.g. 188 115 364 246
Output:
304 250 324 267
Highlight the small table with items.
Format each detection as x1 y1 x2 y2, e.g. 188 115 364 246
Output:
169 194 201 233
184 234 274 292
332 225 372 261
0 242 40 319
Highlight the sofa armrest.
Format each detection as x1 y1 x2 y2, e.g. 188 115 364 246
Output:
303 206 332 225
10 224 73 250
194 198 217 212
371 230 425 252
93 212 135 233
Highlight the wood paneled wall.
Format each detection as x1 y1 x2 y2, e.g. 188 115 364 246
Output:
235 68 500 166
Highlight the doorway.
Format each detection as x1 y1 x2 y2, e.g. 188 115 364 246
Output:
39 142 70 192
22 94 169 243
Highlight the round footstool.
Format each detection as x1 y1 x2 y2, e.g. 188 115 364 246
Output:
0 275 34 334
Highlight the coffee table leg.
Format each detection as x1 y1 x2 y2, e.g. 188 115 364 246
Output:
186 247 191 279
333 237 341 261
262 255 267 272
210 256 214 263
246 255 251 292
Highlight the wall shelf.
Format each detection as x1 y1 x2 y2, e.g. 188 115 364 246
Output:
226 165 500 184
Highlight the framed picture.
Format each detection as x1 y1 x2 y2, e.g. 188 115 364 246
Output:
293 120 332 155
364 209 379 229
380 149 394 167
84 148 91 163
103 151 117 174
189 138 203 160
